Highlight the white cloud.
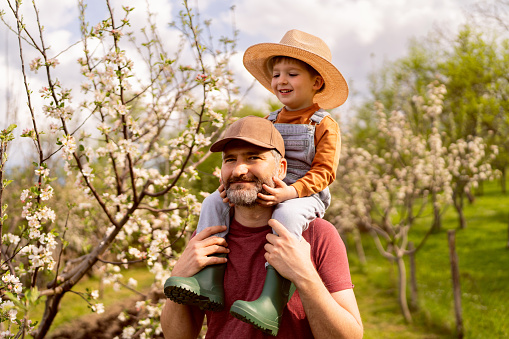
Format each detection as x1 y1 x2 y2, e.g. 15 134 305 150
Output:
234 0 469 47
1 0 476 125
220 0 475 112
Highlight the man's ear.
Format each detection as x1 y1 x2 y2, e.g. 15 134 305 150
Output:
278 158 287 180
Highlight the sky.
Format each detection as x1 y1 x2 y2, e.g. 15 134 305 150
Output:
214 0 475 107
1 0 480 132
198 0 478 115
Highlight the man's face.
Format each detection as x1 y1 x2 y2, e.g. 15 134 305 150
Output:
221 140 283 207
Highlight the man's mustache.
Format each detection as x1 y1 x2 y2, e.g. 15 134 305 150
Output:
226 175 258 186
225 174 273 198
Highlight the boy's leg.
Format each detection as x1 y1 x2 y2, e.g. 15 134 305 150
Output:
230 194 327 334
230 265 291 336
271 194 326 239
196 190 231 237
165 253 227 312
164 190 231 311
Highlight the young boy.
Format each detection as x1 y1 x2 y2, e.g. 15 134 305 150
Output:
164 29 348 335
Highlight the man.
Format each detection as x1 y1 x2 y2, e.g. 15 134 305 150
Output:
161 116 363 338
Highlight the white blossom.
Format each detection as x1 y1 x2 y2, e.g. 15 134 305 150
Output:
92 303 105 314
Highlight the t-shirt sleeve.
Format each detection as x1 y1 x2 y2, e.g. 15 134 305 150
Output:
307 219 353 293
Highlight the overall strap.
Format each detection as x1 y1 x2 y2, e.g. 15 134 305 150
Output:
267 109 283 122
309 109 330 125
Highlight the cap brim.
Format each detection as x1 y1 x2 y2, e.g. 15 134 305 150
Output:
210 136 280 154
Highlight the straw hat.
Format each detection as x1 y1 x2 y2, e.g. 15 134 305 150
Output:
243 29 348 109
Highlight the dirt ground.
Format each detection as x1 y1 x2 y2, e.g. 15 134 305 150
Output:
47 290 165 339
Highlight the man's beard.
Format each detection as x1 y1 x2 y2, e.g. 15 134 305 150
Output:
225 173 275 208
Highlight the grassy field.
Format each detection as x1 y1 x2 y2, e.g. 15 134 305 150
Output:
349 180 509 338
31 181 508 338
30 266 156 332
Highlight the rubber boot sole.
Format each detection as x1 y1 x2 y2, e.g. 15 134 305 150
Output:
230 302 278 336
164 278 224 311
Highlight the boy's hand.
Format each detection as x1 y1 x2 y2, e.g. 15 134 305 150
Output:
257 177 298 206
218 183 234 207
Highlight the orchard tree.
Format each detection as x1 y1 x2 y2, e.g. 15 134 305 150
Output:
330 82 496 322
359 24 509 193
331 96 442 323
410 82 452 232
413 82 498 230
439 27 509 191
446 135 498 229
325 141 372 266
471 0 509 191
0 0 243 338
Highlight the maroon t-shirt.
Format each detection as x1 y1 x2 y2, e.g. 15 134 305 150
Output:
204 218 353 338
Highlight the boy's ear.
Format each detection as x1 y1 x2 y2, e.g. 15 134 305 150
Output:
313 76 324 91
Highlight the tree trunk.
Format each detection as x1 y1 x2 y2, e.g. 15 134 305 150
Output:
408 242 418 311
432 192 442 233
34 292 65 339
466 189 475 203
395 255 412 323
453 190 466 229
457 198 466 229
448 230 464 338
353 228 367 265
36 239 109 337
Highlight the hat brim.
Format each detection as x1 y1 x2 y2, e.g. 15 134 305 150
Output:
210 136 282 156
243 43 348 109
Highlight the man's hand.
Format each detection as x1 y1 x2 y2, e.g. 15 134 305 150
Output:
171 225 229 277
257 177 298 206
265 220 364 339
264 219 314 283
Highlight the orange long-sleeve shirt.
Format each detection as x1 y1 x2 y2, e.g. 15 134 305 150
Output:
267 103 341 198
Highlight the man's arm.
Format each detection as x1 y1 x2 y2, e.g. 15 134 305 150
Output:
160 225 229 338
264 219 363 339
161 300 204 339
294 268 363 338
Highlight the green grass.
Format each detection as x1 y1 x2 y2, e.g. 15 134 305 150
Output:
351 264 445 339
349 180 509 338
29 266 156 333
28 181 509 338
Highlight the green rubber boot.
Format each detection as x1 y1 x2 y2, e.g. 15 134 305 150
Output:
230 265 292 336
164 253 226 311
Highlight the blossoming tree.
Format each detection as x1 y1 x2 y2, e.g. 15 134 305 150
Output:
329 82 497 322
0 0 242 337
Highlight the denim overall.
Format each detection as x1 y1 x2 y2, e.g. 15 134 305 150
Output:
196 109 331 239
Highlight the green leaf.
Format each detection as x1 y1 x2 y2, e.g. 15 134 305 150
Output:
26 287 40 305
6 124 17 133
4 291 26 310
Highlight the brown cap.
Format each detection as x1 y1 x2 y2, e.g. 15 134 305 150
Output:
210 116 285 157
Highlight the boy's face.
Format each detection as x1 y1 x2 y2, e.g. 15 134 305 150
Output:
271 59 324 111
